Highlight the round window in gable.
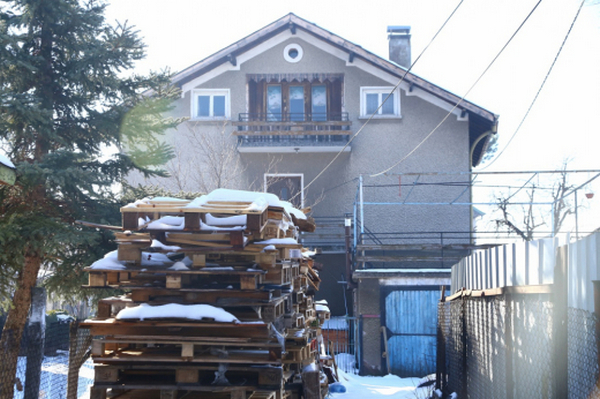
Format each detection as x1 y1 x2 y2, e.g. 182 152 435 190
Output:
284 43 303 63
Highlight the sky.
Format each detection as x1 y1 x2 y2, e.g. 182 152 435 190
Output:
104 0 600 233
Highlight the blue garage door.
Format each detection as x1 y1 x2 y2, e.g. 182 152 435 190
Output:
383 288 439 377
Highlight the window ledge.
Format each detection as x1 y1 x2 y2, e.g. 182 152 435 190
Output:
358 115 403 121
188 117 231 123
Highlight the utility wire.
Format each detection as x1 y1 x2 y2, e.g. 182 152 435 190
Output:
289 0 465 203
479 0 586 170
371 0 543 178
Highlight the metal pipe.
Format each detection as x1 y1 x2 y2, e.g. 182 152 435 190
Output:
361 201 556 206
384 169 600 177
575 190 579 240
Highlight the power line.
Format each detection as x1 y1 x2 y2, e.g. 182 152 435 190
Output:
479 0 586 170
371 0 543 178
289 0 465 202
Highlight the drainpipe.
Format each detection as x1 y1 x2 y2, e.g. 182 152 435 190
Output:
345 214 355 289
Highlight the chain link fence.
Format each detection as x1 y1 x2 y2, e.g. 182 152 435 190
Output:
438 292 600 399
0 320 93 399
568 307 600 399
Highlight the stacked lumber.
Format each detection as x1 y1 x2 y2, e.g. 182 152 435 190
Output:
81 189 330 399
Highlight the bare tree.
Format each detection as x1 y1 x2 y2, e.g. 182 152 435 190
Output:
186 121 246 192
495 184 546 241
493 163 576 240
550 167 575 235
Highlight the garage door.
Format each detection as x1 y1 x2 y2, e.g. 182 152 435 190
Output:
383 288 440 377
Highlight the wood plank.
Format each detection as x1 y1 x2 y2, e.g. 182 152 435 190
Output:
80 319 272 339
91 350 281 365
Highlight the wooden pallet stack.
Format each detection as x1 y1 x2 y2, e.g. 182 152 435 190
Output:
80 189 331 399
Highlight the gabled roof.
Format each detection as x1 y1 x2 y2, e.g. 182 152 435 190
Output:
172 13 498 167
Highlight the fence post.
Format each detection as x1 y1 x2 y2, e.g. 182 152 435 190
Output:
593 280 600 390
460 295 468 398
553 245 569 399
435 286 446 391
24 286 46 399
67 321 93 399
504 295 514 399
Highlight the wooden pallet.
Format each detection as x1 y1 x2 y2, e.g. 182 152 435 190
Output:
316 310 331 323
284 313 305 329
93 363 285 389
90 385 280 399
292 276 308 292
127 287 274 304
96 294 288 323
80 319 272 340
282 341 317 364
86 268 266 290
120 198 270 235
263 262 293 285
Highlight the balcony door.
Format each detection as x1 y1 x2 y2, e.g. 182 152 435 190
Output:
311 85 327 121
248 76 342 122
289 86 305 121
266 85 282 121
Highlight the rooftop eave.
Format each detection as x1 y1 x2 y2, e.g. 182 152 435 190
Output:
172 13 498 126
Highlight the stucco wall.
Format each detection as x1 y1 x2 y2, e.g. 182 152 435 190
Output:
129 34 472 234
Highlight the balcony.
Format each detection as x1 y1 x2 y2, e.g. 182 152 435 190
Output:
233 112 352 151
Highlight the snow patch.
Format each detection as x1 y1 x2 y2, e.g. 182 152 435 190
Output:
89 250 126 270
255 238 298 245
151 239 181 251
168 261 189 271
116 303 239 323
0 153 15 169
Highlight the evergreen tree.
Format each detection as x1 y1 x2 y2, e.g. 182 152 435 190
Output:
0 1 180 396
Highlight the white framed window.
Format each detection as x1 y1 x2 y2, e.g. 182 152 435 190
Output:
191 89 230 119
264 173 304 208
360 87 401 118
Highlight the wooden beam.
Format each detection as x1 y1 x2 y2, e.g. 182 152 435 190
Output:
228 53 237 66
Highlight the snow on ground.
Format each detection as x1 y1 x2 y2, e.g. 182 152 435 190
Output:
329 354 434 399
332 369 433 399
14 353 93 399
13 352 432 399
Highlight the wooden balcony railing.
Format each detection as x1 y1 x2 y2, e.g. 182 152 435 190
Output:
232 112 351 136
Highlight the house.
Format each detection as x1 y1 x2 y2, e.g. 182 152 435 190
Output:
128 13 498 376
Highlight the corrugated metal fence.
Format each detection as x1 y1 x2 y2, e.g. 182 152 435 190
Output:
438 233 600 398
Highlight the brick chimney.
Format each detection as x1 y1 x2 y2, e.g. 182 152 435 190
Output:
388 26 411 69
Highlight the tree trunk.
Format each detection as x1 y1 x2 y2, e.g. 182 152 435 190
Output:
0 254 42 399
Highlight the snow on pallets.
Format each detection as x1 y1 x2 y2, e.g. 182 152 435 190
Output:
83 189 324 399
119 196 297 240
95 294 289 323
